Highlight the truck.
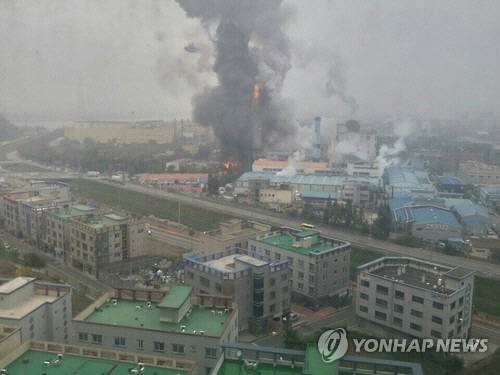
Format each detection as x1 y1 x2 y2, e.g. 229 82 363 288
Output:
87 171 100 177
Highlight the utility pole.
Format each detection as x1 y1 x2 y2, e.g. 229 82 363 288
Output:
178 201 181 224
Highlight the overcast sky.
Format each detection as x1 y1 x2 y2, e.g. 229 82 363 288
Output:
1 0 499 122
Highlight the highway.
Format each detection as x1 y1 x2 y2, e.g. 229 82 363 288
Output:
94 178 500 279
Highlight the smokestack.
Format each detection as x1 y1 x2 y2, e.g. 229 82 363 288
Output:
313 116 321 162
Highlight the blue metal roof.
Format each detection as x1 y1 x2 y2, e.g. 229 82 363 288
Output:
386 165 434 189
410 206 461 227
480 186 500 194
445 199 490 219
437 176 465 186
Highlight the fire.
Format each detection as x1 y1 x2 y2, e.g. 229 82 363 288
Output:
251 83 260 111
224 161 237 170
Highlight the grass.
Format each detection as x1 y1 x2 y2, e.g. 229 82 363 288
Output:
350 246 381 280
461 351 500 375
473 276 500 317
70 178 232 231
0 162 51 172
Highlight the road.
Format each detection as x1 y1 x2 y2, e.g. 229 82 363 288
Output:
471 323 500 346
1 232 112 296
94 179 500 279
148 224 200 251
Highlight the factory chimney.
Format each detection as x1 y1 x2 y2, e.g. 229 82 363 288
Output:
313 116 321 162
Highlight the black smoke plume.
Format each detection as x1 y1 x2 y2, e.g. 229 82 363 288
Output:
175 0 295 166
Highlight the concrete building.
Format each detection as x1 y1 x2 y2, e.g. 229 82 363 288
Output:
64 120 175 144
251 159 330 174
248 228 351 306
435 176 469 198
68 212 148 275
458 160 500 185
3 190 41 235
199 220 270 255
356 257 474 340
339 180 373 207
0 277 72 343
469 237 500 259
184 248 290 333
258 187 294 205
347 161 380 177
0 340 196 375
445 199 493 236
479 186 500 207
71 285 239 375
42 204 98 262
211 342 423 375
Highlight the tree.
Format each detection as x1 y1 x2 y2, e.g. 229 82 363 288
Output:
372 204 392 239
23 253 46 269
15 266 35 277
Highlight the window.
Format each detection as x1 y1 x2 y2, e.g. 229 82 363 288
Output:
281 273 287 281
270 278 276 286
412 295 424 304
359 305 368 313
137 339 144 350
78 332 88 342
265 250 270 256
360 292 369 300
449 316 455 324
433 301 444 310
114 337 125 347
91 334 102 344
187 271 194 279
411 309 423 318
431 330 442 339
200 276 209 288
410 323 422 332
374 310 387 321
215 283 222 293
298 283 304 290
287 256 293 265
459 297 464 306
205 367 213 375
298 271 304 280
395 290 404 300
323 262 328 269
375 298 388 308
205 348 217 358
298 260 304 268
394 304 404 313
323 274 327 281
172 344 185 354
270 304 275 313
153 342 165 352
376 285 388 295
275 253 281 260
270 291 276 299
432 316 443 324
282 298 288 307
308 275 315 283
451 301 456 310
309 263 315 272
308 286 314 295
360 280 370 288
393 317 403 326
282 286 288 293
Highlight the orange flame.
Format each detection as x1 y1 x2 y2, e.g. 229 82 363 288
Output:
252 83 260 111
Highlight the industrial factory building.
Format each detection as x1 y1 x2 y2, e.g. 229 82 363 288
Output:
457 160 500 185
356 257 475 340
249 227 351 307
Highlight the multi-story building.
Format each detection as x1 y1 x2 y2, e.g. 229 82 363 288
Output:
249 227 351 306
458 160 500 185
42 204 98 262
479 186 500 208
2 190 40 235
0 340 196 375
340 180 373 207
68 213 148 275
252 159 330 174
356 257 474 340
0 277 72 343
199 220 270 254
184 248 290 333
71 284 239 375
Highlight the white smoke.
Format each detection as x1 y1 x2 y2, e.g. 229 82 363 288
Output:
376 120 415 177
330 132 372 163
276 150 305 178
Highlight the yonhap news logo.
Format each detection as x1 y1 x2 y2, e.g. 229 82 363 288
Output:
317 328 349 363
317 329 488 363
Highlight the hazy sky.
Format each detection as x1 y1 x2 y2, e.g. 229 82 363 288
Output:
1 0 499 122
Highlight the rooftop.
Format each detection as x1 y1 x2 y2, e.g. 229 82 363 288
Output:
445 199 491 219
300 190 338 200
460 160 500 172
444 267 475 279
157 285 192 309
253 159 328 169
0 277 33 294
4 350 188 375
437 176 465 186
72 204 96 212
258 234 338 255
104 213 128 221
294 230 319 238
83 299 232 336
0 294 59 320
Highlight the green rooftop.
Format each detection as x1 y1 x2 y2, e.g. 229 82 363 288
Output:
216 359 303 375
258 234 335 255
84 299 232 336
72 204 95 212
303 345 339 374
104 213 128 221
294 230 320 238
4 350 188 375
158 285 192 309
